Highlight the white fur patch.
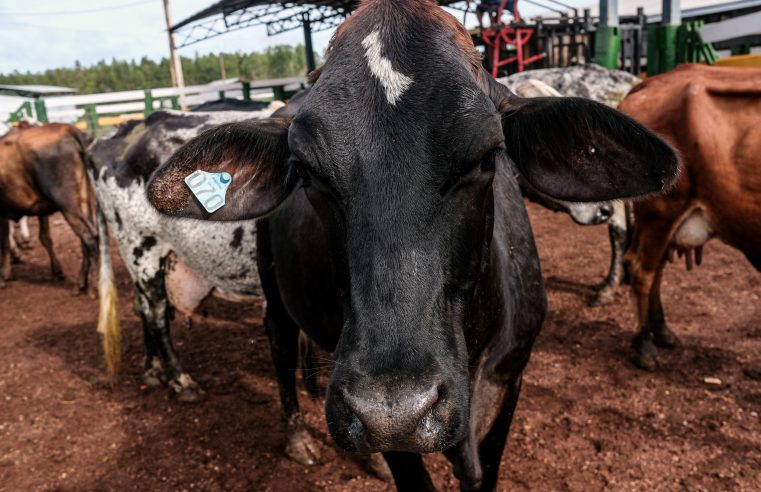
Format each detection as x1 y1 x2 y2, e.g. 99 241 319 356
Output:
362 30 413 106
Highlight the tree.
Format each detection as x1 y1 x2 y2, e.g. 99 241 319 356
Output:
0 45 322 94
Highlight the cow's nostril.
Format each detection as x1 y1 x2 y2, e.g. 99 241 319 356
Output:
339 381 442 449
598 207 613 222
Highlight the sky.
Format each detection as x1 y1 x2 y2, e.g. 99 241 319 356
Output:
0 0 700 75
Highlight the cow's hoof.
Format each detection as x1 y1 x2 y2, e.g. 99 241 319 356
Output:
52 270 65 282
142 366 167 388
589 287 615 307
653 327 680 349
360 453 393 482
170 374 206 403
174 386 206 403
285 428 320 466
632 334 659 371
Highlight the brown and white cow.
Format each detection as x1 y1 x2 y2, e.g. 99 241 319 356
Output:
0 123 97 291
147 1 678 489
621 64 761 369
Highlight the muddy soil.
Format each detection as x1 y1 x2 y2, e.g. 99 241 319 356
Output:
1 204 759 491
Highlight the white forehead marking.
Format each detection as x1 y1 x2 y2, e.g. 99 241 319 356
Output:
362 30 414 106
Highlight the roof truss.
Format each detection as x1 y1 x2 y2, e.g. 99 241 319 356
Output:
172 1 467 48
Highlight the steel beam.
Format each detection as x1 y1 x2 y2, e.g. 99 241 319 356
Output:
663 0 681 25
600 0 619 27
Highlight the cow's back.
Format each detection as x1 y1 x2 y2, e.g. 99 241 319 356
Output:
620 64 761 269
0 124 90 218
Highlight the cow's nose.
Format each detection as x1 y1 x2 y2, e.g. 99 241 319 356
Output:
328 377 452 453
597 205 613 223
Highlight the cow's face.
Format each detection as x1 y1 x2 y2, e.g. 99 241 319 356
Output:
147 0 678 454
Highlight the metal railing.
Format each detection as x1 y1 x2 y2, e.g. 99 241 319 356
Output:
8 76 306 129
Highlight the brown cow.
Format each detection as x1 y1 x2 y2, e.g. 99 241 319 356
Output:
0 123 97 291
621 64 761 369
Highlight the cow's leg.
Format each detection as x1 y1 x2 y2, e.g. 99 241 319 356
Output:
38 216 65 281
133 256 203 401
382 452 435 492
472 377 522 491
445 376 522 492
645 259 680 348
8 222 22 264
57 209 97 293
0 218 12 286
627 228 673 370
298 330 320 397
264 296 320 466
14 217 32 249
591 202 629 306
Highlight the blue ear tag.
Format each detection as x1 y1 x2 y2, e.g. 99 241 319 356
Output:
184 170 232 214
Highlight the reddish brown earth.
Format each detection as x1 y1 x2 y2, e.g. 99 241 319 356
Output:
1 204 759 492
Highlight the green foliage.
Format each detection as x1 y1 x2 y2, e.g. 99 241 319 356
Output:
0 45 318 94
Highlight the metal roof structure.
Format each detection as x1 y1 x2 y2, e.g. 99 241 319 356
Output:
0 85 77 98
170 0 468 48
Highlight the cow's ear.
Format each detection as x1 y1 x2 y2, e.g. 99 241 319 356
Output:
488 79 679 202
147 118 298 221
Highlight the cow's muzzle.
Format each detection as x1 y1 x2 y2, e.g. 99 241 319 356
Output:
325 373 466 453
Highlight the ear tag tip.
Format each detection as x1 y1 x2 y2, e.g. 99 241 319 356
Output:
184 170 233 214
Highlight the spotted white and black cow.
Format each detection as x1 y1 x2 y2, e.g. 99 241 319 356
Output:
510 78 633 305
88 108 273 395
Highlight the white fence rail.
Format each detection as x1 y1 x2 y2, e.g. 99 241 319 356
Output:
17 77 307 127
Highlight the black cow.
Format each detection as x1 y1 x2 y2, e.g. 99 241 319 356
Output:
147 1 678 489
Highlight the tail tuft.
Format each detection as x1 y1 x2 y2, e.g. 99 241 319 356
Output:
96 204 122 381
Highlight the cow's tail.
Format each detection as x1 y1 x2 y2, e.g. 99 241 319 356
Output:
96 202 121 380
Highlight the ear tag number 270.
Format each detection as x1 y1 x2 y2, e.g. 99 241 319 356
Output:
184 170 232 214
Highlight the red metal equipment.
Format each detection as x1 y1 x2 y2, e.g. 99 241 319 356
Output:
479 0 546 76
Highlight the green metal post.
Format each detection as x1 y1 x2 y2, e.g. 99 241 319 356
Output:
594 26 621 69
647 25 679 75
654 0 681 74
594 0 620 69
273 85 286 102
144 90 154 117
170 96 180 110
647 27 658 74
84 104 99 130
218 90 226 100
660 25 679 72
33 100 49 123
242 81 251 101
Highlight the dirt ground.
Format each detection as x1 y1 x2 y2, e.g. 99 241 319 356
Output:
1 203 759 492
